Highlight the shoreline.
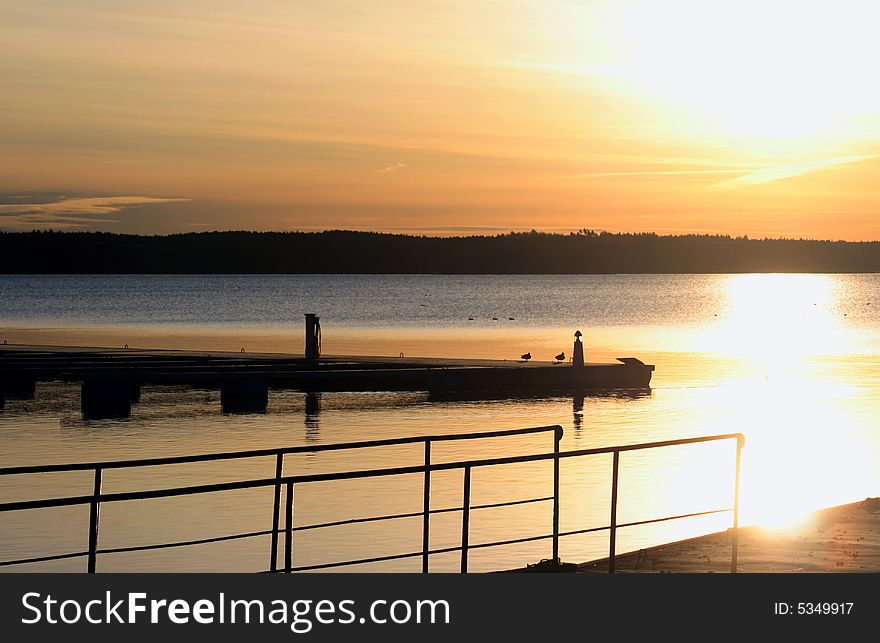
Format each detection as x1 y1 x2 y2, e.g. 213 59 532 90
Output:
578 498 880 573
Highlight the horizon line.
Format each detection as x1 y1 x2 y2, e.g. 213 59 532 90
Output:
2 227 880 244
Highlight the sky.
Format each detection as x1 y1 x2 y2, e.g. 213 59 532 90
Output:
2 0 880 238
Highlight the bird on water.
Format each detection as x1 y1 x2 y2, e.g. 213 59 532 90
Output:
554 352 565 363
521 352 531 362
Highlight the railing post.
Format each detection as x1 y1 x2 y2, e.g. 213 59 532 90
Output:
460 465 471 573
422 439 431 573
285 481 295 573
87 467 102 573
270 452 283 572
608 450 619 574
731 436 743 574
552 427 561 562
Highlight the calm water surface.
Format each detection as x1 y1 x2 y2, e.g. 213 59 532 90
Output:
2 274 880 572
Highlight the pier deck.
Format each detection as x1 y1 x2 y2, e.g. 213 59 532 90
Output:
0 343 654 416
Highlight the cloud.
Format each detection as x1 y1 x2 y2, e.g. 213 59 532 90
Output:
715 154 878 188
570 168 746 178
507 61 632 79
0 195 190 230
372 161 407 174
564 155 879 190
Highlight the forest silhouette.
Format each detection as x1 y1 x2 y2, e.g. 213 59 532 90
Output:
4 229 880 273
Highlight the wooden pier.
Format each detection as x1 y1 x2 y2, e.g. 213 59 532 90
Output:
0 344 654 418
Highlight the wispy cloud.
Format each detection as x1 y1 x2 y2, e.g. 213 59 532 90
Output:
570 168 746 179
0 195 190 216
0 195 190 230
564 155 878 190
715 154 878 188
372 161 407 174
507 61 632 79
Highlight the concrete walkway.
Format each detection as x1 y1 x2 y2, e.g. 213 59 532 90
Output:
580 498 880 573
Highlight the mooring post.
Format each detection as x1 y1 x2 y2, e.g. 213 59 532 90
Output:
285 482 295 573
731 436 744 574
304 313 321 362
608 450 620 574
87 467 103 573
270 452 284 572
460 466 471 573
572 330 584 367
422 439 432 573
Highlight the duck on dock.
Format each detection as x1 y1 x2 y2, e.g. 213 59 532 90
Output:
554 352 565 364
520 352 531 362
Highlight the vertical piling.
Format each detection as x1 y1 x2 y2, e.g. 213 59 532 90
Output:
82 380 133 419
220 381 268 414
6 378 36 400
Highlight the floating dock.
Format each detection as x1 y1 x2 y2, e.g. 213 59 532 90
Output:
0 344 654 418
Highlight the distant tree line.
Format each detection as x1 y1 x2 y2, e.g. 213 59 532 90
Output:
3 229 880 273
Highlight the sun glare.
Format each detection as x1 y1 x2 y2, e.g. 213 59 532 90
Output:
688 275 870 529
612 0 880 141
705 274 848 359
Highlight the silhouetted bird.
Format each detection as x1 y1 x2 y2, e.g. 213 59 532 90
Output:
492 317 498 320
554 352 565 363
468 317 474 320
508 317 515 320
521 352 531 362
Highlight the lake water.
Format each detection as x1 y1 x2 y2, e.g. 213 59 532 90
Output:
2 274 880 572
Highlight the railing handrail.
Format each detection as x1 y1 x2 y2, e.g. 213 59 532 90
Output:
0 429 744 574
0 432 743 513
0 424 562 476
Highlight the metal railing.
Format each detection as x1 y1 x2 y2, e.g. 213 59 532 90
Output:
0 428 744 573
0 425 560 572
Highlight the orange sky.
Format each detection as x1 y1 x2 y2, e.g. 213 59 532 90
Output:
2 0 880 238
